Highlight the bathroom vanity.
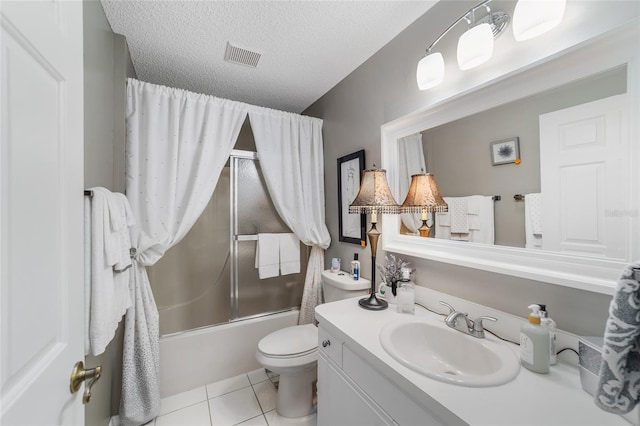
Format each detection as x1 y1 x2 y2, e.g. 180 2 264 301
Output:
315 294 629 425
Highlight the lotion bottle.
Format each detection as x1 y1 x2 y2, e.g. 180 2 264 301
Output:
520 304 550 373
539 304 557 365
350 253 360 280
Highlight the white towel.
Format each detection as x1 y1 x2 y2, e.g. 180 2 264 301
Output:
279 233 300 275
526 193 543 235
436 211 450 226
255 233 280 279
87 187 134 356
525 193 543 249
436 196 495 245
469 195 495 245
466 198 481 216
448 198 469 234
104 192 136 272
467 197 481 230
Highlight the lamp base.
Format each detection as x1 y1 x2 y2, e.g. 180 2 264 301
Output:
419 220 431 237
358 294 388 311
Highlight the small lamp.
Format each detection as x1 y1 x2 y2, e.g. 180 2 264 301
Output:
400 172 448 237
349 167 400 310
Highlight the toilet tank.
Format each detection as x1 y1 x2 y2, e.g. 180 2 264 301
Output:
321 270 370 303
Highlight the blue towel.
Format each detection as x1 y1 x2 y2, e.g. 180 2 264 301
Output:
595 261 640 414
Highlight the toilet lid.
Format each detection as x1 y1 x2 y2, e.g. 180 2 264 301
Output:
258 324 318 357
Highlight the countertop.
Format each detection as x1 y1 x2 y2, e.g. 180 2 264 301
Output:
315 297 628 426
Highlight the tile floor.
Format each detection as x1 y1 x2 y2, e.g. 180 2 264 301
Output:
151 368 316 426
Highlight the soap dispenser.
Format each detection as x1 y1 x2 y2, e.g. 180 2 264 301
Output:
520 304 550 374
538 304 557 365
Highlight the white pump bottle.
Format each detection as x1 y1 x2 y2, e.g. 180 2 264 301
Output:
519 304 550 374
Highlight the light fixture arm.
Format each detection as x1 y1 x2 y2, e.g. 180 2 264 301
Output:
484 3 492 22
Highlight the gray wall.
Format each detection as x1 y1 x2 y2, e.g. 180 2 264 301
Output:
83 0 136 424
422 67 626 247
305 1 639 337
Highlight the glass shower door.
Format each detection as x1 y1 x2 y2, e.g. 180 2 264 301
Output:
231 151 307 320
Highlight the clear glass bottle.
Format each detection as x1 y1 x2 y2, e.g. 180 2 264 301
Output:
397 267 415 314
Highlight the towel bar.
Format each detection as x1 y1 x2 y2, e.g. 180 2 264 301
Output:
514 194 525 201
235 234 258 241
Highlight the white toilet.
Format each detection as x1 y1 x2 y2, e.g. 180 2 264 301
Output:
255 270 370 418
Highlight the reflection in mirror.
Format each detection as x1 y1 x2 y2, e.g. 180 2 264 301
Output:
397 133 428 235
383 24 639 293
398 66 627 249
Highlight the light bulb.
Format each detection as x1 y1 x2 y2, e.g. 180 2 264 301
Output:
513 0 566 41
457 23 494 70
416 52 445 90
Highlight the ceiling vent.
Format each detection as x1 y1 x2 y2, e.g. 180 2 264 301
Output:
224 42 261 68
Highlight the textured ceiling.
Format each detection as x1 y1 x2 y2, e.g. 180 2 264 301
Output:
101 1 438 113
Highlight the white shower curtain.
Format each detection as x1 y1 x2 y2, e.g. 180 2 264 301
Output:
249 108 331 325
398 133 428 233
122 79 247 425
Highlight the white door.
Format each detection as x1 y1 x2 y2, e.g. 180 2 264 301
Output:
1 1 85 424
539 94 629 260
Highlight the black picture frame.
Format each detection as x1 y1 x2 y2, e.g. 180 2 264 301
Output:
337 150 366 245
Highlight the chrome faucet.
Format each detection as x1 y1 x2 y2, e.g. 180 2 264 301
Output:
439 301 497 339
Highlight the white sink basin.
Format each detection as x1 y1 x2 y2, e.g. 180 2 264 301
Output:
380 319 520 387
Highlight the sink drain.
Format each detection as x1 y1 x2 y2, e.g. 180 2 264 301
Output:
445 370 457 375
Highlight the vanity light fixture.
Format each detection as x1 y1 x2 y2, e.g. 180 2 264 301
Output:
400 172 448 237
416 0 509 90
416 0 565 90
349 167 400 311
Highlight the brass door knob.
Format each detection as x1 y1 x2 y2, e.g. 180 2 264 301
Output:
70 361 102 404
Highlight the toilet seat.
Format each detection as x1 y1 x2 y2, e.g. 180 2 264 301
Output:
258 324 318 358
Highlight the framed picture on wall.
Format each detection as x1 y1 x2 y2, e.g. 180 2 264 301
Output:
337 150 366 245
490 137 520 165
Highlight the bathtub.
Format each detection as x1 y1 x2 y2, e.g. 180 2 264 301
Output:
159 310 299 397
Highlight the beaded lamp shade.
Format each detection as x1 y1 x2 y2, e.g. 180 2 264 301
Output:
400 172 447 237
401 173 448 213
349 168 400 215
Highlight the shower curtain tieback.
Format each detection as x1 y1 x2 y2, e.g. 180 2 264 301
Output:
121 78 330 425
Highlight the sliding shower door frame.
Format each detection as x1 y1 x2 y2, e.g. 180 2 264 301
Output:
230 149 257 321
229 149 305 323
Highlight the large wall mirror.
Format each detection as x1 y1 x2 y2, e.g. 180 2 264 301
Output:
381 23 639 295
